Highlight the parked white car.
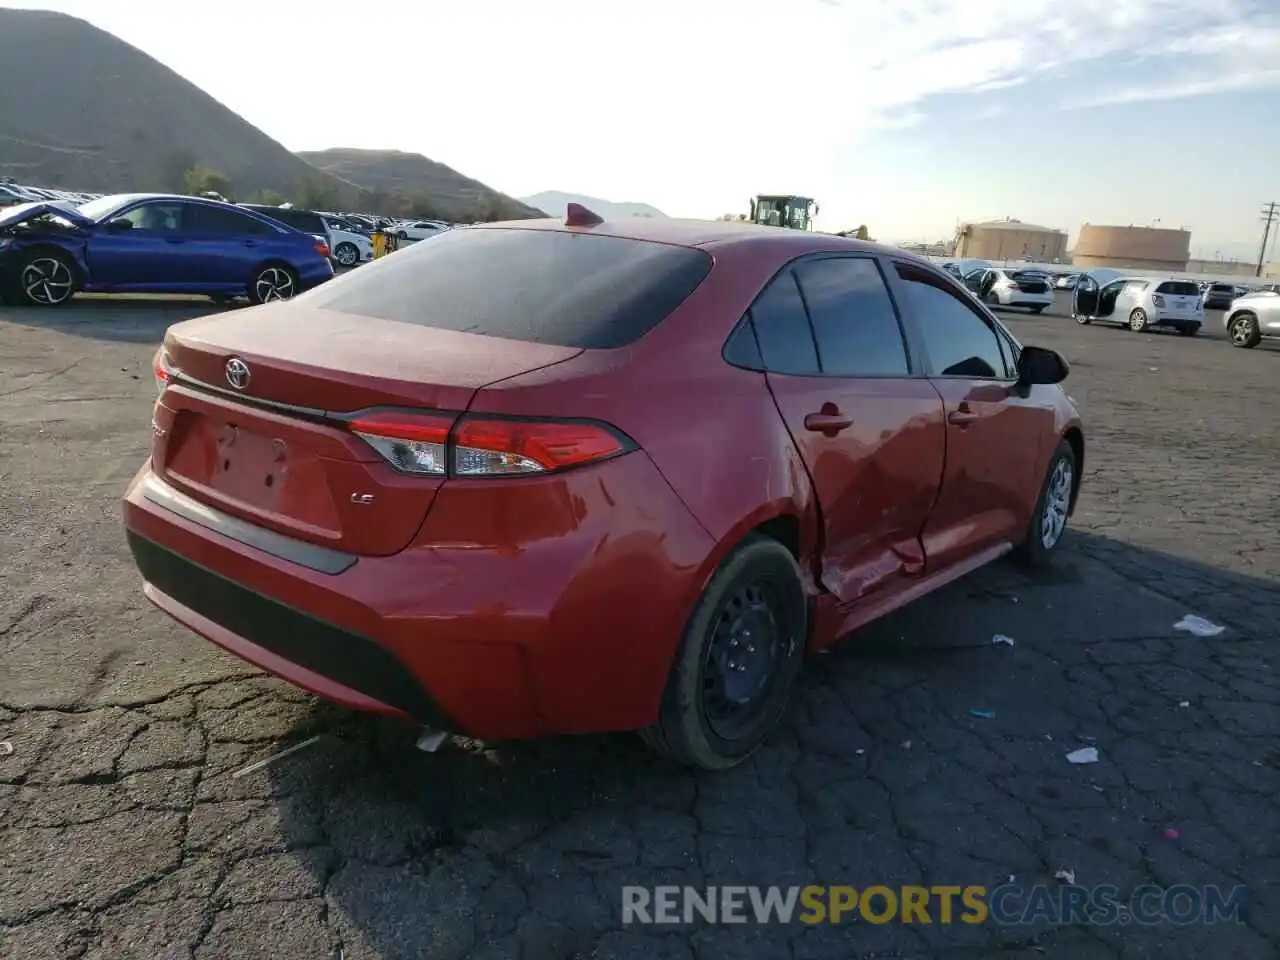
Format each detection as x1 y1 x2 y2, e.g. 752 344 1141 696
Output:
239 203 373 267
394 219 449 241
1072 272 1203 335
961 266 1055 313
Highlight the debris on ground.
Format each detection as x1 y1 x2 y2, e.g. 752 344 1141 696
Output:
968 709 996 720
992 634 1016 646
0 741 12 757
1066 747 1099 764
1178 700 1190 708
1054 868 1076 884
901 740 913 750
1163 828 1180 840
229 735 322 779
1174 614 1225 637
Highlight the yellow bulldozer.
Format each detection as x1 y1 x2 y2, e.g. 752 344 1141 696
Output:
746 195 869 239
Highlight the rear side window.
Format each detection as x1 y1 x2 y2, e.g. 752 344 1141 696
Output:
792 258 909 376
307 227 713 349
1155 281 1200 295
745 271 819 375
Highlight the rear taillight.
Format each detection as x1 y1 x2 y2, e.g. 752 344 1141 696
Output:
153 347 173 395
346 410 634 477
1152 294 1166 307
314 242 330 258
349 410 452 475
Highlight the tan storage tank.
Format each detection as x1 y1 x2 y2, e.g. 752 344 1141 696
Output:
953 220 1068 262
1072 225 1190 272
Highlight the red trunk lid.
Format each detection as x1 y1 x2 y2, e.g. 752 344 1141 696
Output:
153 304 582 556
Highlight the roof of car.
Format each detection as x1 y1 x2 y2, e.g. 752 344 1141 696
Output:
471 215 930 263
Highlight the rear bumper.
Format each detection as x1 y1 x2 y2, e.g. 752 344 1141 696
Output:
1150 312 1201 328
122 458 715 740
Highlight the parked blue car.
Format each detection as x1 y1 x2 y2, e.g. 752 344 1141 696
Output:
0 193 335 307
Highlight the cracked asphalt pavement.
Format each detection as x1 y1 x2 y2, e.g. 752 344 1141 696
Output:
1 295 1277 960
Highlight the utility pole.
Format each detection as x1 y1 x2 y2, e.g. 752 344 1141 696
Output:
1259 201 1279 277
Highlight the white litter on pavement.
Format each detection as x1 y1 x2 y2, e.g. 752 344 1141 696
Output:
1066 747 1099 764
0 741 12 757
992 634 1016 646
1178 701 1191 709
230 735 321 779
1054 868 1077 884
1174 615 1225 637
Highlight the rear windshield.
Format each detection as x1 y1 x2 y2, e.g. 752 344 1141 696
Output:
1010 271 1048 282
1154 281 1200 295
1210 283 1234 292
306 227 714 349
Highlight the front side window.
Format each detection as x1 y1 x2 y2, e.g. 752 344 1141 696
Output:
118 202 185 232
894 263 1009 379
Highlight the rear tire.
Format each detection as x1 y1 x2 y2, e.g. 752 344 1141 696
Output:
1176 325 1199 337
1013 439 1076 568
641 534 807 770
1229 313 1262 349
1128 308 1148 332
248 263 299 305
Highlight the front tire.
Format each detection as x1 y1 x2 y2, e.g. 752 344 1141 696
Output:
1228 313 1262 349
248 264 299 305
1128 308 1149 332
641 535 807 770
1013 439 1076 568
16 250 77 306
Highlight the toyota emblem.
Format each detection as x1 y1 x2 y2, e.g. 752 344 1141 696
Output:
225 357 251 390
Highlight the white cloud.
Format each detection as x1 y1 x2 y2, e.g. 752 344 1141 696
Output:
4 0 1277 227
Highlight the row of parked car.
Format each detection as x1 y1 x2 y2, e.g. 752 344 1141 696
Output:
0 179 456 271
0 175 467 307
938 257 1279 349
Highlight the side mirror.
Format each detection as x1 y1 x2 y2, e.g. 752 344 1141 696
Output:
1017 345 1069 386
105 218 133 232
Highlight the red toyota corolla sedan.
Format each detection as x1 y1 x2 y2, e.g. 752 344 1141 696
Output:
122 208 1084 769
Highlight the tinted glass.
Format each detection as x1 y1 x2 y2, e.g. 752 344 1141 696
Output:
1155 281 1199 295
188 204 270 235
895 265 1008 379
1210 284 1234 292
307 227 713 349
749 271 819 375
119 202 185 231
792 258 908 376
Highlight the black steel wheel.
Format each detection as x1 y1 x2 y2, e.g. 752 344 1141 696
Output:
641 534 806 770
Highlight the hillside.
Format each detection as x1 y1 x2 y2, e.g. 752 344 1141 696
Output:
0 9 362 206
521 191 667 220
298 149 545 221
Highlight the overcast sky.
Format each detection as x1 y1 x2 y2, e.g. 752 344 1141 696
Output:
7 0 1279 257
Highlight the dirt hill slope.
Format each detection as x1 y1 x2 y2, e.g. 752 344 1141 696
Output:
0 9 364 205
298 149 545 220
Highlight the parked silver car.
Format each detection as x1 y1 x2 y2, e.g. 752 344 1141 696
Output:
1072 270 1203 335
1223 289 1280 349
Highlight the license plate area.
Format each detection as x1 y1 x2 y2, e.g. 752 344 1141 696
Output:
164 412 342 536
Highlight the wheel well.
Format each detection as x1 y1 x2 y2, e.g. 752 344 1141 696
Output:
752 514 800 560
253 258 297 276
1063 428 1084 514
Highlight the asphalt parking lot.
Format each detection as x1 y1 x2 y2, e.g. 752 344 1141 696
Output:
0 292 1276 960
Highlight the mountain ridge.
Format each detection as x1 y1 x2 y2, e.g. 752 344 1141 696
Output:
520 191 667 220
